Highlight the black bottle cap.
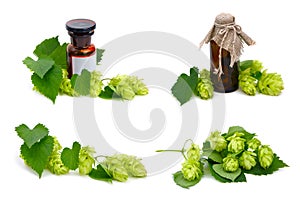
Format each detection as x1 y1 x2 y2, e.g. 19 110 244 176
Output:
66 19 96 33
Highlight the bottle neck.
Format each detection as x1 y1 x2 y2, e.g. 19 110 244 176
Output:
69 31 93 48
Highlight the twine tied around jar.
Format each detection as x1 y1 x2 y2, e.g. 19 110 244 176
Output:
199 13 255 79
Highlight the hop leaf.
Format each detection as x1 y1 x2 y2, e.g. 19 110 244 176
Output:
257 70 284 96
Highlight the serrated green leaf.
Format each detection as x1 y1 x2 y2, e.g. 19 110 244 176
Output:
31 65 63 103
71 69 91 96
96 49 105 65
49 43 68 69
171 67 199 105
61 142 81 170
15 123 49 148
208 161 246 183
20 136 54 178
34 36 60 58
212 164 241 182
23 57 55 78
244 153 288 175
208 151 223 163
173 171 201 189
89 164 113 183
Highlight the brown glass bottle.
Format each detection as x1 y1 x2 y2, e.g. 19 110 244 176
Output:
210 40 239 93
66 19 96 78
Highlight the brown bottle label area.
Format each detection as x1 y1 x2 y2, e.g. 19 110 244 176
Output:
210 40 239 93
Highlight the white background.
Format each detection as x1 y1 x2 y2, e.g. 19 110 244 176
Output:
1 0 300 204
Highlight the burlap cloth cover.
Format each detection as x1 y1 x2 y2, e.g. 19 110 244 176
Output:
199 13 255 78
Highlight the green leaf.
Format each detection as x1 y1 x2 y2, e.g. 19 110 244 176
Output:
212 164 241 182
71 69 91 96
173 171 201 189
20 136 54 178
226 126 256 141
96 49 105 65
31 65 63 103
15 123 49 148
244 153 288 175
208 161 246 183
239 60 254 71
99 86 121 99
61 142 81 170
171 67 199 105
23 57 55 78
89 164 113 183
208 151 223 163
34 36 60 58
49 43 68 69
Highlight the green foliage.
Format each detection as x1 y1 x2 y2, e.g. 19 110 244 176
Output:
89 164 113 183
171 67 199 105
15 123 49 148
173 171 201 189
61 142 81 170
20 136 54 178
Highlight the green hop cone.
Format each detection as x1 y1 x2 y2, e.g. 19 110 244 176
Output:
90 70 103 97
247 138 261 151
109 154 147 177
199 69 210 80
239 151 257 170
59 69 74 96
207 131 227 152
127 76 149 95
78 146 95 175
186 143 201 161
116 84 136 100
181 159 203 181
222 155 239 172
239 73 257 96
258 145 274 169
197 78 213 100
47 153 69 175
102 157 129 182
227 134 246 154
257 70 284 96
46 136 69 175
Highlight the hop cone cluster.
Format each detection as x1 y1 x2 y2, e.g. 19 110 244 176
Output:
181 142 203 181
257 71 284 96
239 60 284 96
109 75 148 100
101 154 147 182
46 137 69 175
78 146 96 175
196 69 213 100
206 130 275 173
